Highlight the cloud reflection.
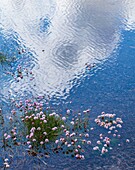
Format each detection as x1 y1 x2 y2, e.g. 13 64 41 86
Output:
1 0 135 100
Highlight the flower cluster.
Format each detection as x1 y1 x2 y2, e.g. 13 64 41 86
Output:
93 112 124 154
1 103 127 161
51 109 92 159
18 100 64 149
5 65 34 82
3 158 10 168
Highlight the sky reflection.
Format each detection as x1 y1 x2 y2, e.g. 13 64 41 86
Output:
0 0 135 100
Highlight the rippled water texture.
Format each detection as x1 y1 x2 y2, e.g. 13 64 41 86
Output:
0 0 135 100
0 0 135 169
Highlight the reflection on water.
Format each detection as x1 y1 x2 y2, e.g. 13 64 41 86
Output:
0 1 135 170
1 0 135 100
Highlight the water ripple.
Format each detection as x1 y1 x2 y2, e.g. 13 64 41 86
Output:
1 0 135 102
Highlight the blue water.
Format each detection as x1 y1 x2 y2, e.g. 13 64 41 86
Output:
0 0 135 169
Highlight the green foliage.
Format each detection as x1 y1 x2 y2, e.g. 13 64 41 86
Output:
0 53 6 63
23 110 64 148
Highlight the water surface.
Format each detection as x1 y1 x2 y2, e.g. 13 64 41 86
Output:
0 0 135 169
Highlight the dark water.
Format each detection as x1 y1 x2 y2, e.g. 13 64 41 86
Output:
0 0 135 169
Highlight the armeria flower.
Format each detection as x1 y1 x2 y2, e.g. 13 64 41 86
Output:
62 117 66 121
67 144 71 147
126 139 130 142
81 155 85 160
39 103 43 107
77 145 81 149
65 141 68 145
45 139 49 143
104 144 107 147
5 164 10 168
30 127 36 132
29 133 34 138
37 127 41 131
43 132 47 135
85 133 89 138
61 125 65 128
70 133 75 137
55 140 59 144
101 147 106 154
82 139 86 143
71 142 75 145
60 138 65 142
93 146 99 150
49 112 56 116
4 133 7 137
26 135 29 138
70 121 74 125
87 141 91 145
9 117 13 121
116 124 122 128
113 134 116 137
97 140 101 145
74 139 78 142
4 159 9 162
74 149 78 153
43 120 47 123
66 109 70 114
52 127 58 131
27 141 31 145
5 135 11 139
75 154 80 158
40 141 44 145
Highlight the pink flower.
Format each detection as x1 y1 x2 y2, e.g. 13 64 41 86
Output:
55 140 59 144
43 132 47 135
93 146 99 150
77 145 81 149
70 121 74 125
43 120 47 123
27 141 31 145
85 133 89 138
67 109 70 114
67 144 71 147
40 141 44 145
5 135 11 139
74 149 78 153
4 133 7 137
97 140 101 145
37 127 41 131
126 139 130 143
62 117 66 121
81 155 85 160
87 141 91 145
52 127 58 131
101 147 106 154
45 139 49 143
61 125 65 128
